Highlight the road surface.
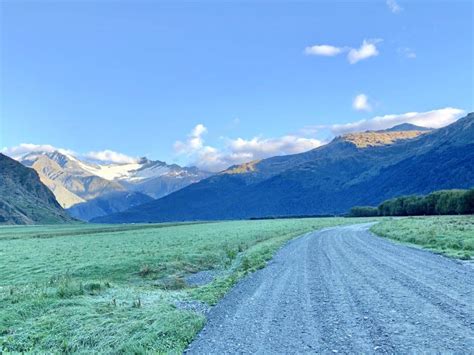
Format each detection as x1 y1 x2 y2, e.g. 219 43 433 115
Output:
187 223 474 354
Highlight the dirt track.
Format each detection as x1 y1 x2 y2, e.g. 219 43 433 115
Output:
187 223 474 354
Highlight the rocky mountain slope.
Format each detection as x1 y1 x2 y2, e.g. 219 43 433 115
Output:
110 158 211 199
93 113 474 223
67 191 153 221
0 154 74 224
21 151 125 208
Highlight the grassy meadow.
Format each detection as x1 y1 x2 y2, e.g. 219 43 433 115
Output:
0 218 366 353
371 215 474 259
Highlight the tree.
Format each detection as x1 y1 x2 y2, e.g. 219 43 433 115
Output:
350 206 379 217
370 188 474 217
457 189 474 214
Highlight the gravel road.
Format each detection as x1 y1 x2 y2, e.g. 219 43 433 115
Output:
187 223 474 354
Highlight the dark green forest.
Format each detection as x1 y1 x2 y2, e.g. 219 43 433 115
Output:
350 189 474 217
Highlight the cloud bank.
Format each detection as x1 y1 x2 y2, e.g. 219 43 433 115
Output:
176 107 463 171
1 143 138 164
4 108 465 173
85 150 137 164
174 124 323 172
1 143 76 160
330 107 465 135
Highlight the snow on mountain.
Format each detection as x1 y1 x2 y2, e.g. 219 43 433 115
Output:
77 160 145 181
20 152 206 183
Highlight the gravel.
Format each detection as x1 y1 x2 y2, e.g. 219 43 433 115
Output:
185 270 219 286
186 223 474 354
174 300 211 315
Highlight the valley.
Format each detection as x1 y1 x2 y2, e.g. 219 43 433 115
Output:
2 2 472 353
1 119 473 353
1 216 473 353
2 115 472 225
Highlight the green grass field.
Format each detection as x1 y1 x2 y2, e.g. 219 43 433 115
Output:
0 218 367 353
371 216 474 259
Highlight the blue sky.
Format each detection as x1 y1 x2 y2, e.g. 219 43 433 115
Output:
1 0 472 171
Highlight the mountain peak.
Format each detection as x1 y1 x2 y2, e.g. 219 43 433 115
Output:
138 157 149 164
20 150 76 166
383 123 431 132
46 150 76 167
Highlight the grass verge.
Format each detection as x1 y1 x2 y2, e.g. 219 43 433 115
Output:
370 215 474 260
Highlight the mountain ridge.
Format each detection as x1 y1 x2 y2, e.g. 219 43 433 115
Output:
67 191 154 221
15 151 211 220
383 123 431 132
93 115 474 223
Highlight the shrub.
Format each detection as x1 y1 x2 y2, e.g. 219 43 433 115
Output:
139 264 153 277
349 206 379 217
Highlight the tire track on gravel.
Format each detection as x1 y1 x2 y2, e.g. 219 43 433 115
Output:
342 233 473 326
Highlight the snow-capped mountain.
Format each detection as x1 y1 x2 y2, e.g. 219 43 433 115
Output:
16 150 211 220
78 157 205 184
20 151 125 208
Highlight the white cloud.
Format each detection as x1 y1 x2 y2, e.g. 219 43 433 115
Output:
331 107 465 135
304 44 343 56
305 39 381 64
1 143 75 160
174 123 207 155
353 94 372 112
347 39 381 64
174 125 323 172
229 136 323 157
387 0 403 14
84 150 137 164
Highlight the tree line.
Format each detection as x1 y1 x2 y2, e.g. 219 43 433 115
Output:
350 189 474 217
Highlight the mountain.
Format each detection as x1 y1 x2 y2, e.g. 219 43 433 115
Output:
93 113 474 223
94 157 212 199
383 123 431 132
0 154 74 224
21 151 125 208
16 151 211 220
67 191 153 221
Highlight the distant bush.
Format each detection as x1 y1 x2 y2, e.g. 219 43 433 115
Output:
351 188 474 217
349 206 379 217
